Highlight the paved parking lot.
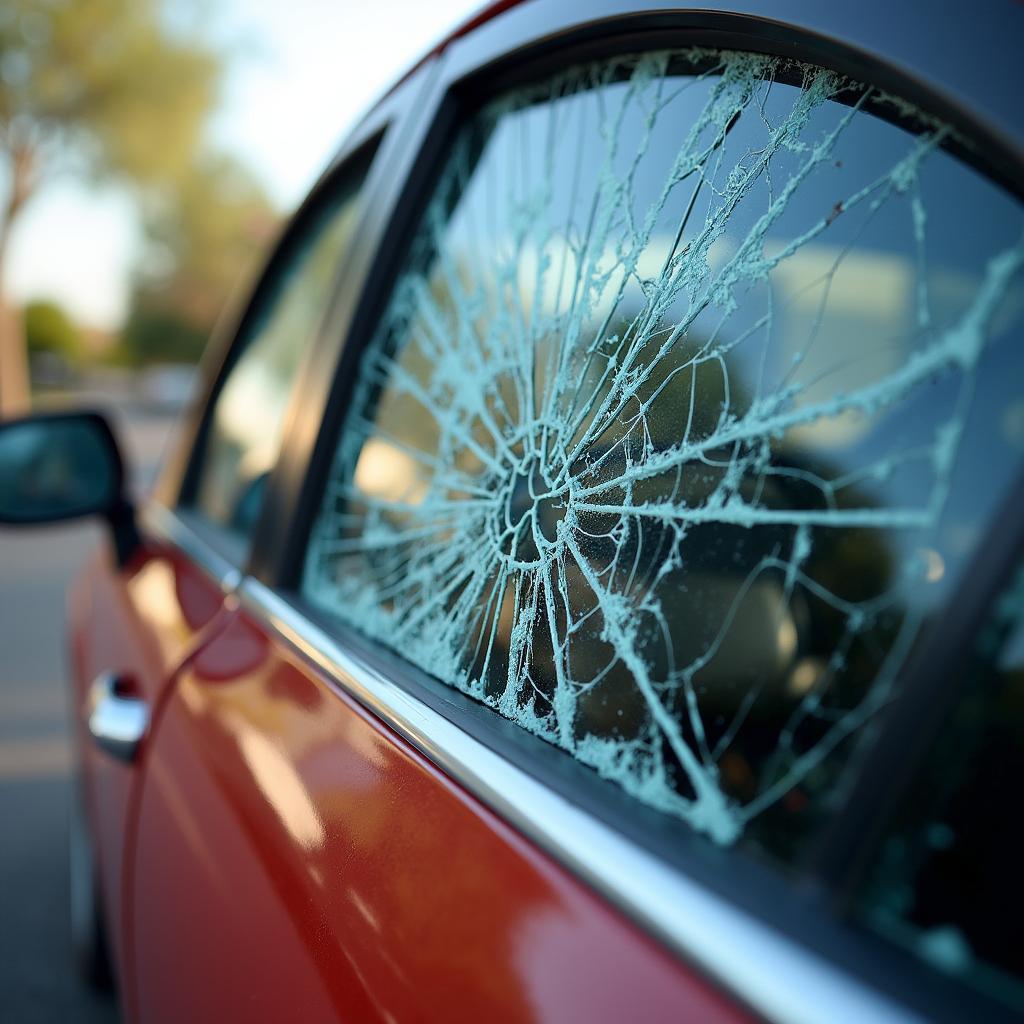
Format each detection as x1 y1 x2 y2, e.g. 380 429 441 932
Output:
0 402 178 1023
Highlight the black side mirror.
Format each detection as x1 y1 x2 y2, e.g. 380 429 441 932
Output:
0 411 140 566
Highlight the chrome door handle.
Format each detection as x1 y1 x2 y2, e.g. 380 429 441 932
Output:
87 673 149 763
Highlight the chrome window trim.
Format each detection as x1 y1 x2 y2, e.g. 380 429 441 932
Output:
139 502 242 595
237 575 922 1024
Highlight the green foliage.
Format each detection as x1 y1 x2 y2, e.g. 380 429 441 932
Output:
139 153 278 328
0 0 221 190
122 151 278 366
0 0 224 410
119 303 207 366
24 297 80 359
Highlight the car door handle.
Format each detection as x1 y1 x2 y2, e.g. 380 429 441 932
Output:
87 673 149 763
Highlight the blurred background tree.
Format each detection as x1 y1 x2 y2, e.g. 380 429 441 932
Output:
24 297 80 360
0 0 221 415
121 151 277 366
23 296 80 389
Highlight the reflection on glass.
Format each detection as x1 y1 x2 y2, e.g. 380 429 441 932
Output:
352 438 429 507
304 50 1024 857
193 161 373 538
854 565 1024 1012
0 416 117 522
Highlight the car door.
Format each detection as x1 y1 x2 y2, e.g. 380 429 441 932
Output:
72 131 382 1003
126 5 1024 1024
119 86 407 1022
69 519 231 992
121 46 752 1024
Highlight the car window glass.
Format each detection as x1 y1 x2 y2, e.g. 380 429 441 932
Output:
853 562 1024 1012
189 148 376 543
302 50 1024 859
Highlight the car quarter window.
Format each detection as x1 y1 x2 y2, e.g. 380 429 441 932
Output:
301 48 1024 864
185 142 379 549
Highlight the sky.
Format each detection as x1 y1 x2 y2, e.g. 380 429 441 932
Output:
5 0 482 330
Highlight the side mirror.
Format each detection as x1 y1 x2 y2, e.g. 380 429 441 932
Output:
0 411 140 566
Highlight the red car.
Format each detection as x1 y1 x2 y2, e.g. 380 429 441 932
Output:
1 2 1022 1021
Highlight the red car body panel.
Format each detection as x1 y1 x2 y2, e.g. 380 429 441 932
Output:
87 592 753 1023
67 541 230 992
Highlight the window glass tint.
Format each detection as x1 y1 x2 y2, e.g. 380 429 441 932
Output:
303 50 1024 858
190 153 375 541
854 565 1024 1011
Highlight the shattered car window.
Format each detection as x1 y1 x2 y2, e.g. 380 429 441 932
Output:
302 49 1024 854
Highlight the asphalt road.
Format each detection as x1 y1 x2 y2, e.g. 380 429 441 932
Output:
0 403 179 1024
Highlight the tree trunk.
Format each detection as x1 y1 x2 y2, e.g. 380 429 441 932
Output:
0 145 35 418
0 287 30 419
